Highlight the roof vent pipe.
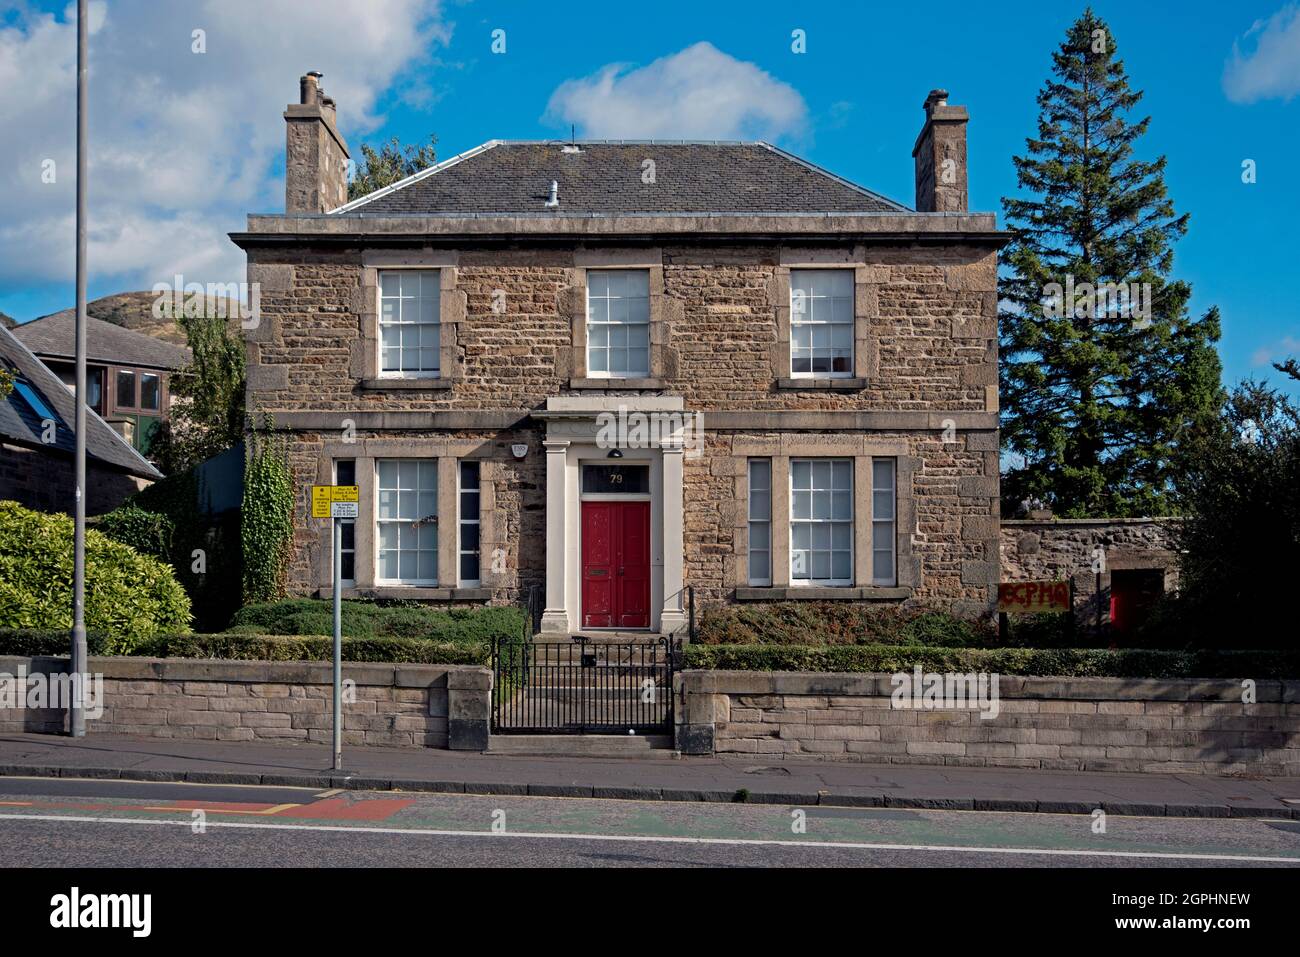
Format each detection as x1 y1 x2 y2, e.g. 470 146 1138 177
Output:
545 180 559 208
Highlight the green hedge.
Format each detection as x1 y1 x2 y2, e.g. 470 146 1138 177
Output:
696 603 994 647
0 500 191 652
0 629 488 665
681 643 1300 678
228 599 523 642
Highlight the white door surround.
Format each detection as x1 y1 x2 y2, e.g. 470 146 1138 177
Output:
535 396 689 635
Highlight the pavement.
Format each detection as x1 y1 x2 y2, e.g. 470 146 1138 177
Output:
1 732 1298 819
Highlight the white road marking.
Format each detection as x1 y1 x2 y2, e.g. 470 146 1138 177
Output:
0 812 1297 864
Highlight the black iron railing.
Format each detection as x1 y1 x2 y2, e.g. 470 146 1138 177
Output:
491 636 679 734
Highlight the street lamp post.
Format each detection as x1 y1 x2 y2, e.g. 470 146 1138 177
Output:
70 0 88 738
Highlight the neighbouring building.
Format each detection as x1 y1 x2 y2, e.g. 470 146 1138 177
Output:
13 310 190 457
1001 516 1180 638
230 75 1006 634
0 324 161 515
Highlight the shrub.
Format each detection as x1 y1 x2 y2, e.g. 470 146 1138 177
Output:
0 628 486 665
681 643 1300 678
228 599 523 643
0 501 191 652
695 603 994 647
92 505 175 561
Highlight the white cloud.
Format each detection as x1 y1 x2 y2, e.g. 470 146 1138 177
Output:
1250 334 1300 367
1223 3 1300 102
0 0 448 299
544 41 807 141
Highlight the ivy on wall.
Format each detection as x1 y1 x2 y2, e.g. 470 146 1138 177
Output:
241 414 294 604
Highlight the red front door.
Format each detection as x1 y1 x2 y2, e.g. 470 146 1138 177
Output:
581 501 650 629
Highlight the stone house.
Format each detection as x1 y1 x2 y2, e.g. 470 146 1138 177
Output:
231 75 1005 634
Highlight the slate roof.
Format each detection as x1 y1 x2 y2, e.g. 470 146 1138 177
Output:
13 311 191 371
0 324 161 480
335 141 909 216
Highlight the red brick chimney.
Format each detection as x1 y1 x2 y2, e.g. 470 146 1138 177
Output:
911 88 968 212
284 71 350 213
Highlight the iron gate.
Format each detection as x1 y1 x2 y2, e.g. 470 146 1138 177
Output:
491 637 679 734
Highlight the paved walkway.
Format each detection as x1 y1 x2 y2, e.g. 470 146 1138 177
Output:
1 732 1297 818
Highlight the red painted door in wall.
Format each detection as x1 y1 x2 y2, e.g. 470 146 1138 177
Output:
581 501 650 629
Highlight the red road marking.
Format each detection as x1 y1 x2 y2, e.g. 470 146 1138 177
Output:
277 798 414 821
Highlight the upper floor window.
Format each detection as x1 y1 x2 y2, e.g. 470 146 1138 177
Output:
116 369 136 408
379 270 440 377
790 269 853 378
139 373 160 411
587 269 649 378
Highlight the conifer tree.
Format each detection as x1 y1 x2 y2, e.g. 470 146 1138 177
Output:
1000 9 1222 517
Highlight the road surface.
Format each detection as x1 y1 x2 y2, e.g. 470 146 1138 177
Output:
0 776 1298 868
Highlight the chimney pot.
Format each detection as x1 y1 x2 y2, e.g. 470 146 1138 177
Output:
300 71 322 105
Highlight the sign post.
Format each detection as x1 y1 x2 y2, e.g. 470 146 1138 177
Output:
312 485 358 771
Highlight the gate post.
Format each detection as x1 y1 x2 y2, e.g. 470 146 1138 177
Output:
448 667 492 750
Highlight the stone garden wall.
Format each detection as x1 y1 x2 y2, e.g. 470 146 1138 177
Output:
676 670 1300 776
0 656 492 750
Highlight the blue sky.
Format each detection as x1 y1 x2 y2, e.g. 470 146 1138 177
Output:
2 0 1297 394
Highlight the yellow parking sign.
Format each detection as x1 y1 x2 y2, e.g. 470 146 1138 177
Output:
312 485 359 518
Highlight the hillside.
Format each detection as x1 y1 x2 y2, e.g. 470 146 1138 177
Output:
32 291 245 345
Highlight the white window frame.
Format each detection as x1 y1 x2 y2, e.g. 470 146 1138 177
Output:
871 457 897 587
790 268 854 379
375 458 439 586
586 269 650 379
334 459 356 587
378 269 440 379
458 460 481 588
789 458 854 587
747 459 772 586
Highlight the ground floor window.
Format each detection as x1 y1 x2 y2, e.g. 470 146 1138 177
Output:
376 459 438 585
747 458 772 586
335 459 356 584
790 458 853 586
872 458 897 586
459 461 481 586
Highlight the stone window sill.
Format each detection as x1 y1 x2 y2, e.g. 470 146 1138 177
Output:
776 377 867 391
734 586 912 601
319 586 492 601
569 377 664 390
360 377 452 391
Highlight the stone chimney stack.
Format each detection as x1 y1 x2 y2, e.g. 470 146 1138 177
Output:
911 88 968 213
284 71 350 213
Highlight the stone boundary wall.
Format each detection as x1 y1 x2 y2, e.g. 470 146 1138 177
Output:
0 656 492 750
1000 517 1179 628
676 670 1300 777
